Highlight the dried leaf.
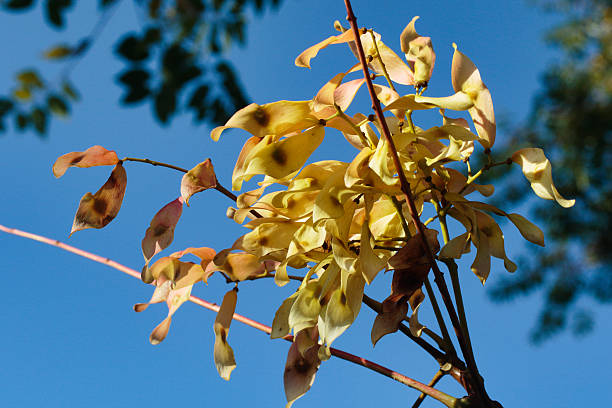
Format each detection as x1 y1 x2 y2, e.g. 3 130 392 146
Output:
52 145 119 178
211 251 268 282
415 44 496 148
511 148 575 208
312 64 361 112
439 232 471 259
213 288 238 380
271 292 299 339
320 271 364 346
284 329 321 408
408 295 426 337
451 43 495 147
371 295 408 346
150 316 172 345
134 278 173 313
149 285 193 345
70 163 127 235
295 29 355 68
141 197 183 262
388 229 440 270
180 159 217 205
239 126 325 183
289 280 322 334
359 211 387 284
507 213 545 247
211 101 317 141
169 246 217 279
383 94 435 116
400 16 436 86
360 32 414 86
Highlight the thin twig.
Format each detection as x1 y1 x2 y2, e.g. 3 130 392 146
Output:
412 370 446 408
59 0 123 81
121 156 263 218
423 278 456 356
123 157 189 173
368 29 396 92
0 224 457 407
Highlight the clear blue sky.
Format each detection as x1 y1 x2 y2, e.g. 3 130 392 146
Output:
1 1 609 407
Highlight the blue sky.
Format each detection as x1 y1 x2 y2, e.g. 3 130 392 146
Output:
1 1 610 407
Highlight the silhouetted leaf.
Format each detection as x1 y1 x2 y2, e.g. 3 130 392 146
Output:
188 84 209 121
99 0 118 8
116 35 150 62
143 26 161 44
47 94 69 117
216 61 248 110
118 69 150 103
15 113 29 130
45 0 73 28
3 0 35 10
31 107 47 134
0 98 13 115
154 85 176 124
61 81 79 101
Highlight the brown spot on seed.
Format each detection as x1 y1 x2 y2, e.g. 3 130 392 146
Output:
70 154 85 165
93 198 108 214
271 147 287 166
253 106 269 126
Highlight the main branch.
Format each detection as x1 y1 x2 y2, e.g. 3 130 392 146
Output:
342 1 495 405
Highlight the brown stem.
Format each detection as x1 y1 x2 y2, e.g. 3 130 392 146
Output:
121 157 263 218
362 294 465 386
123 157 189 172
412 370 446 408
343 1 490 404
0 224 457 407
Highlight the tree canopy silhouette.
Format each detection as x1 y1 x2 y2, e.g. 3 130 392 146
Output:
0 0 281 134
486 0 612 343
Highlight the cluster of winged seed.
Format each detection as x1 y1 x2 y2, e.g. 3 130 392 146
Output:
52 17 574 408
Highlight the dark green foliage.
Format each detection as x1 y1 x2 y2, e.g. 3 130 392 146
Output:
3 0 35 11
118 69 150 103
30 107 47 134
487 0 612 342
45 0 73 28
1 0 283 134
0 98 14 131
47 94 69 116
99 0 118 8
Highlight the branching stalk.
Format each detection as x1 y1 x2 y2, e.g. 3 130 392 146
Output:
424 277 456 356
343 0 491 404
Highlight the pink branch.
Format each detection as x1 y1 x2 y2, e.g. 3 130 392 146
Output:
0 223 457 407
